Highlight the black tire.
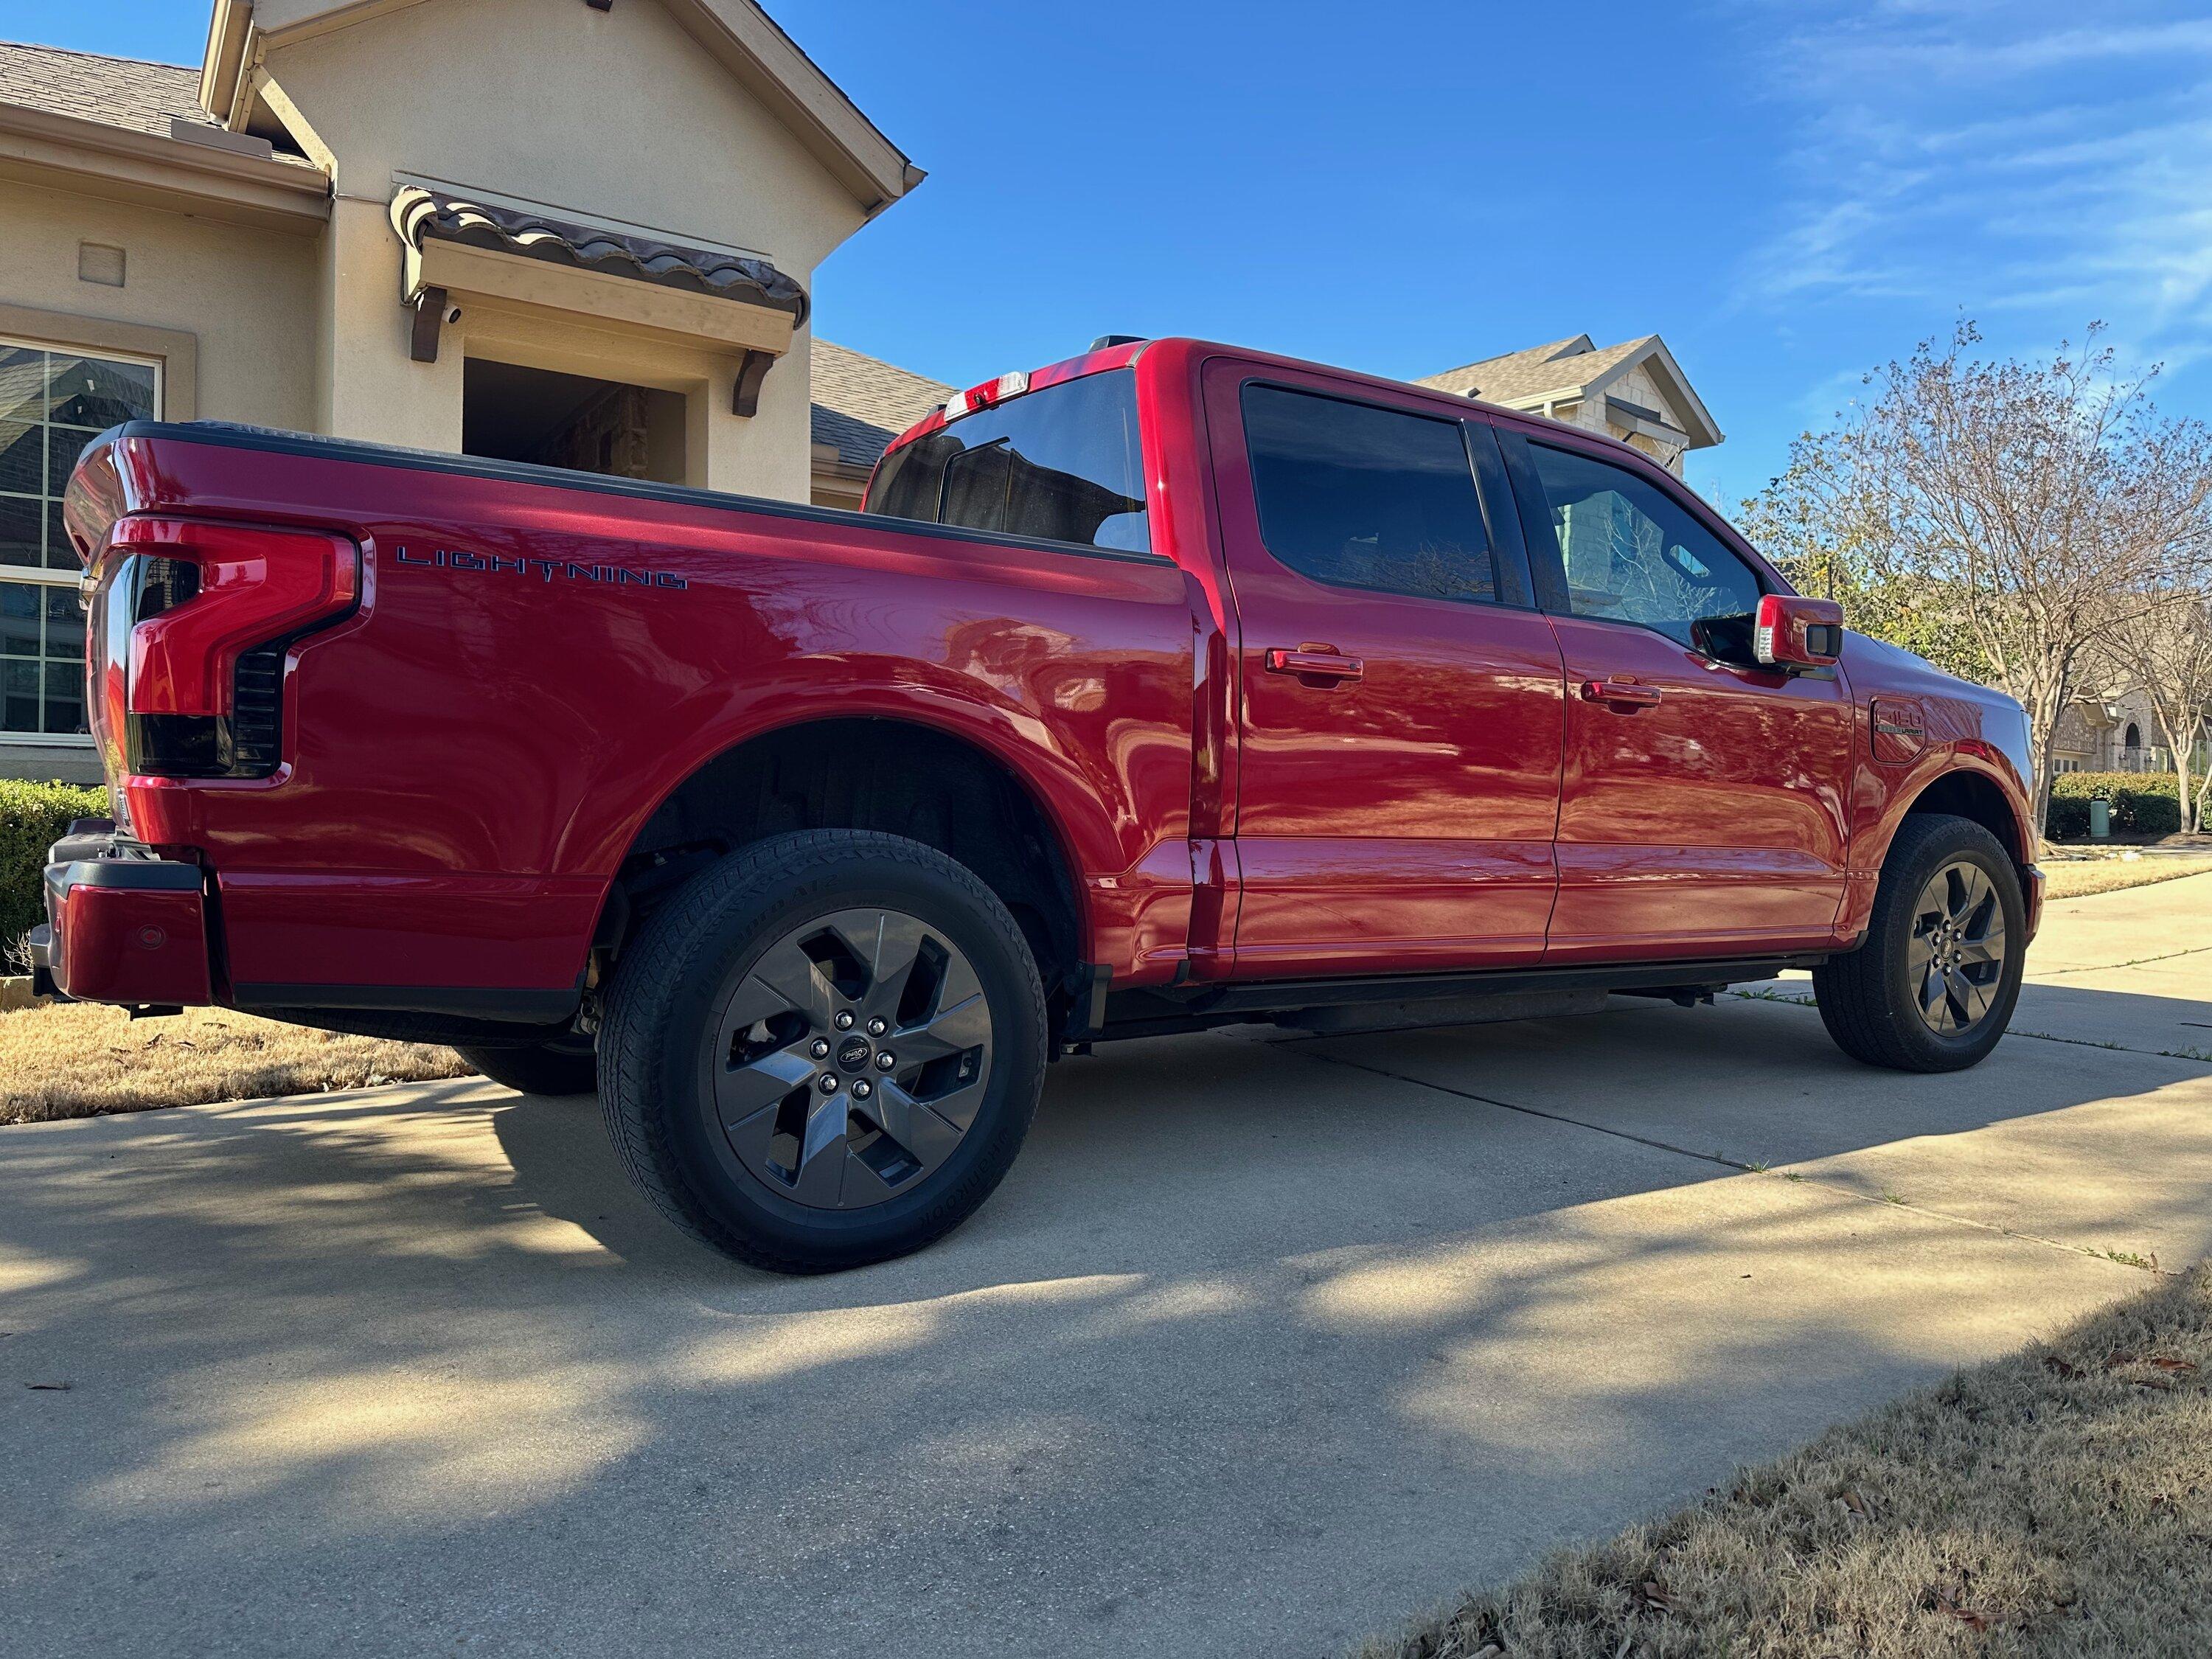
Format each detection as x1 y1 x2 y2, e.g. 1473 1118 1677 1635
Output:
459 1037 599 1096
597 830 1047 1273
1812 813 2025 1072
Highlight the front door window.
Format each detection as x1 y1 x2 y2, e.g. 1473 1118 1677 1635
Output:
1526 440 1764 649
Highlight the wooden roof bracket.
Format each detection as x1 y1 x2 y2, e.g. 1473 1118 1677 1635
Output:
732 347 774 417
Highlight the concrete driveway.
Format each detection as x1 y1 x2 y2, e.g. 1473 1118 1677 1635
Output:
4 877 2210 1658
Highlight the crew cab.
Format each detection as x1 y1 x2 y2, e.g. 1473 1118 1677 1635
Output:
36 337 2042 1272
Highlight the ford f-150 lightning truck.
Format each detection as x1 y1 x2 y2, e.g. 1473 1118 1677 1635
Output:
35 336 2042 1271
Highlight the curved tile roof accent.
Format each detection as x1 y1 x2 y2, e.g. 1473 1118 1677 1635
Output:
389 186 808 323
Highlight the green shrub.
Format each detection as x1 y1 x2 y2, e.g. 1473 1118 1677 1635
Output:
1 779 108 950
2045 771 2183 840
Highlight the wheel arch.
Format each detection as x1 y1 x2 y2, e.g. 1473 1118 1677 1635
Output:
592 713 1091 1011
1896 764 2034 878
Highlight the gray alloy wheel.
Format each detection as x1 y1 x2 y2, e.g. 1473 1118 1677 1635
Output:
714 907 993 1211
597 829 1046 1273
1905 860 2008 1036
1812 812 2025 1073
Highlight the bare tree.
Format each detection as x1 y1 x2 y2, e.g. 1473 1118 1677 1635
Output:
1751 323 2212 833
2101 585 2212 832
1739 446 1991 686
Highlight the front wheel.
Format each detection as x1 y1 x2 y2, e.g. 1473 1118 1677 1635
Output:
1812 813 2025 1072
597 830 1046 1273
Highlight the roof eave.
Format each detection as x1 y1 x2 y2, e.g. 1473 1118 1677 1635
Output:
1631 337 1724 450
199 0 257 122
664 0 920 214
0 98 331 228
205 0 921 215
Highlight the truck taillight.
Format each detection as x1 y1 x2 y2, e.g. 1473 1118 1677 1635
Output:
102 517 360 779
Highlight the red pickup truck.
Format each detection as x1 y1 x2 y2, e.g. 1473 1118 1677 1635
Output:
38 336 2040 1272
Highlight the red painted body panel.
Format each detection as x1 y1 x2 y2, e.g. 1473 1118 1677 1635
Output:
53 337 2039 1020
76 429 1197 996
1197 355 1565 976
1544 613 1854 961
46 877 212 1006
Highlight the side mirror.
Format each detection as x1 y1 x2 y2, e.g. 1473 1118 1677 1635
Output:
1753 594 1844 670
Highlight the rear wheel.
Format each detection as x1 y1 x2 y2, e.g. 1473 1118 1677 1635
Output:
597 830 1046 1273
1812 813 2025 1072
458 1036 599 1096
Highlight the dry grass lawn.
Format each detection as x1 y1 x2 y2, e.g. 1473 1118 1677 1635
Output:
1361 1267 2212 1659
2039 855 2212 900
1 1001 472 1124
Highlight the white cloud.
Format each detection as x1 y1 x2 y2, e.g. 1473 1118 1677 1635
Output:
1730 0 2212 380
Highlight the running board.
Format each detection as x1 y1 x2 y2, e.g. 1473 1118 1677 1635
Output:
1091 954 1825 1042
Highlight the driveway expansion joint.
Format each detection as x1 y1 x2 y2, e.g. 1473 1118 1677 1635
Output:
1280 1042 2174 1278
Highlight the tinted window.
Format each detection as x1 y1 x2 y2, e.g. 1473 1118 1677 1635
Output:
1241 385 1495 603
866 368 1149 553
1525 442 1762 647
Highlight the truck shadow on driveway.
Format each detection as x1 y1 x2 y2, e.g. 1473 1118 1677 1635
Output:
4 991 2208 1659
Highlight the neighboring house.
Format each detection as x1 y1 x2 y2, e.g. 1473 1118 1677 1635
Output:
807 339 953 510
0 0 922 782
2052 689 2210 776
1416 333 1722 479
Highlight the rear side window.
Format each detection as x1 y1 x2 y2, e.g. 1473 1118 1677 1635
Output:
866 369 1150 553
1240 384 1495 603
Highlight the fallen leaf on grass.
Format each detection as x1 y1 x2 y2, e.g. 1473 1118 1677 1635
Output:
1840 1490 1877 1523
2043 1354 2082 1379
2148 1356 2198 1374
1930 1570 1994 1632
1635 1580 1673 1615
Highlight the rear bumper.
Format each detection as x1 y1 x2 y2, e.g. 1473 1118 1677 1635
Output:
32 853 214 1009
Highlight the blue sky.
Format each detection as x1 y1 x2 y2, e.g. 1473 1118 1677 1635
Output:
7 0 2211 506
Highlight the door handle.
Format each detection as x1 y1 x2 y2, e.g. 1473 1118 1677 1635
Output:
1580 678 1663 710
1265 648 1364 682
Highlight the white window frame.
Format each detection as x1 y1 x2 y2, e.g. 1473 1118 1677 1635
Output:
1 332 162 747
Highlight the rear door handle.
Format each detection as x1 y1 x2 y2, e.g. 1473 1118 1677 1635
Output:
1580 678 1663 710
1265 648 1364 682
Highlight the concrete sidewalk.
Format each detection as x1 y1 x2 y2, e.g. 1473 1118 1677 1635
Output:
2 883 2208 1658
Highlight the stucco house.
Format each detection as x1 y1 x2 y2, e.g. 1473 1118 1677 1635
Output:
1416 333 1722 479
0 0 923 782
2052 689 2208 777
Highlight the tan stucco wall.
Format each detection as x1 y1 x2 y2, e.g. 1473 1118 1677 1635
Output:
0 175 319 429
0 178 319 779
258 0 869 501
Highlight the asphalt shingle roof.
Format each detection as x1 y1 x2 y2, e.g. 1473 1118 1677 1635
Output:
810 339 952 470
0 40 217 139
1417 335 1658 406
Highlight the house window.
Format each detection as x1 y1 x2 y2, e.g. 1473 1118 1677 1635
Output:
0 339 159 742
